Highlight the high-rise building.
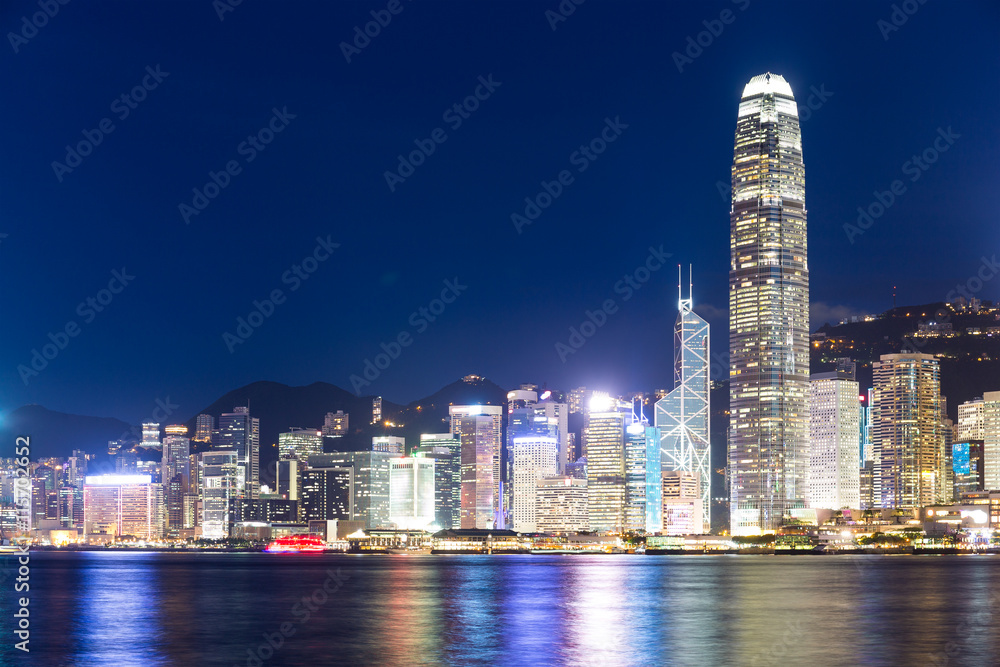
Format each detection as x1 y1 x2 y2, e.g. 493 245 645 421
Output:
459 415 499 529
568 387 589 415
624 420 662 534
141 423 161 450
957 397 986 442
309 451 402 528
982 392 1000 490
536 476 589 534
322 410 349 438
278 428 324 460
300 466 354 522
201 450 238 539
372 396 382 425
808 369 861 509
662 471 702 536
276 459 301 502
372 436 405 454
451 405 503 526
216 407 260 500
655 269 711 533
162 426 191 535
414 433 461 529
194 414 215 443
585 393 630 534
511 434 558 532
162 426 191 486
953 441 985 498
506 389 569 527
389 457 436 530
83 474 164 542
728 73 810 535
873 353 945 509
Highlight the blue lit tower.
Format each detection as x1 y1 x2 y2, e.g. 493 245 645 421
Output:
655 266 711 533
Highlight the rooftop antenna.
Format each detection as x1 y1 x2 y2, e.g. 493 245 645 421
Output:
677 264 682 310
689 264 693 304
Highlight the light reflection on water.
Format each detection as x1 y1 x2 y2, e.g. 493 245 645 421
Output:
3 552 999 666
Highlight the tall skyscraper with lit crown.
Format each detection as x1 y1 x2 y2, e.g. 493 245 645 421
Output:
728 73 810 535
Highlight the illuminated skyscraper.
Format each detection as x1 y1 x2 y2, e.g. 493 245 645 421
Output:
194 414 214 443
624 419 662 534
807 370 861 509
141 423 161 450
459 415 498 529
728 73 810 534
414 433 460 529
585 393 630 533
162 425 191 534
655 268 710 533
450 405 503 525
873 353 945 509
389 457 436 530
511 434 558 532
216 407 260 500
323 410 349 438
201 450 238 538
278 428 324 460
982 391 1000 490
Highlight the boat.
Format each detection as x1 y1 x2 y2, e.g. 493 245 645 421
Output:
265 534 327 553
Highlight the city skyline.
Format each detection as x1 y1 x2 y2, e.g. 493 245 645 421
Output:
2 1 997 424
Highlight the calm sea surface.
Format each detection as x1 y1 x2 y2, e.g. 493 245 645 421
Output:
1 552 999 666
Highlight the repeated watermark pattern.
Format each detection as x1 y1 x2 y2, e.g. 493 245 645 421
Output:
844 126 959 244
17 268 135 386
51 65 170 182
232 567 351 666
349 278 467 393
223 236 339 353
7 0 71 54
555 246 671 362
877 0 929 41
179 106 297 224
511 116 628 234
671 0 751 73
339 0 414 64
384 75 502 192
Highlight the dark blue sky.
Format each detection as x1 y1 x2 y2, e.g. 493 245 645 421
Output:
1 0 998 422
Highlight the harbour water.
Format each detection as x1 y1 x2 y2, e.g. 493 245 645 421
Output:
2 552 999 666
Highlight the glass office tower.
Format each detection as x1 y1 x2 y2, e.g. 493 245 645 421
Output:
728 73 810 534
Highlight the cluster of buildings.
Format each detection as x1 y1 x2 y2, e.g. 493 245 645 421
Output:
3 73 998 549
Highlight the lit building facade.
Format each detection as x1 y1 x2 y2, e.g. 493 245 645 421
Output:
141 423 161 450
201 450 238 539
662 471 702 535
300 466 354 522
389 457 435 530
953 440 985 498
982 392 1000 491
624 421 662 534
451 406 503 527
585 394 630 533
808 370 861 509
323 410 349 438
655 272 710 533
536 476 588 534
414 433 460 529
309 451 402 528
873 353 945 509
216 407 260 500
372 436 405 454
511 435 558 532
728 73 809 535
194 414 214 443
83 474 164 541
278 428 324 460
459 415 498 529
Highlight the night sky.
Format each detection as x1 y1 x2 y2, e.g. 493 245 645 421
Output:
1 0 997 422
